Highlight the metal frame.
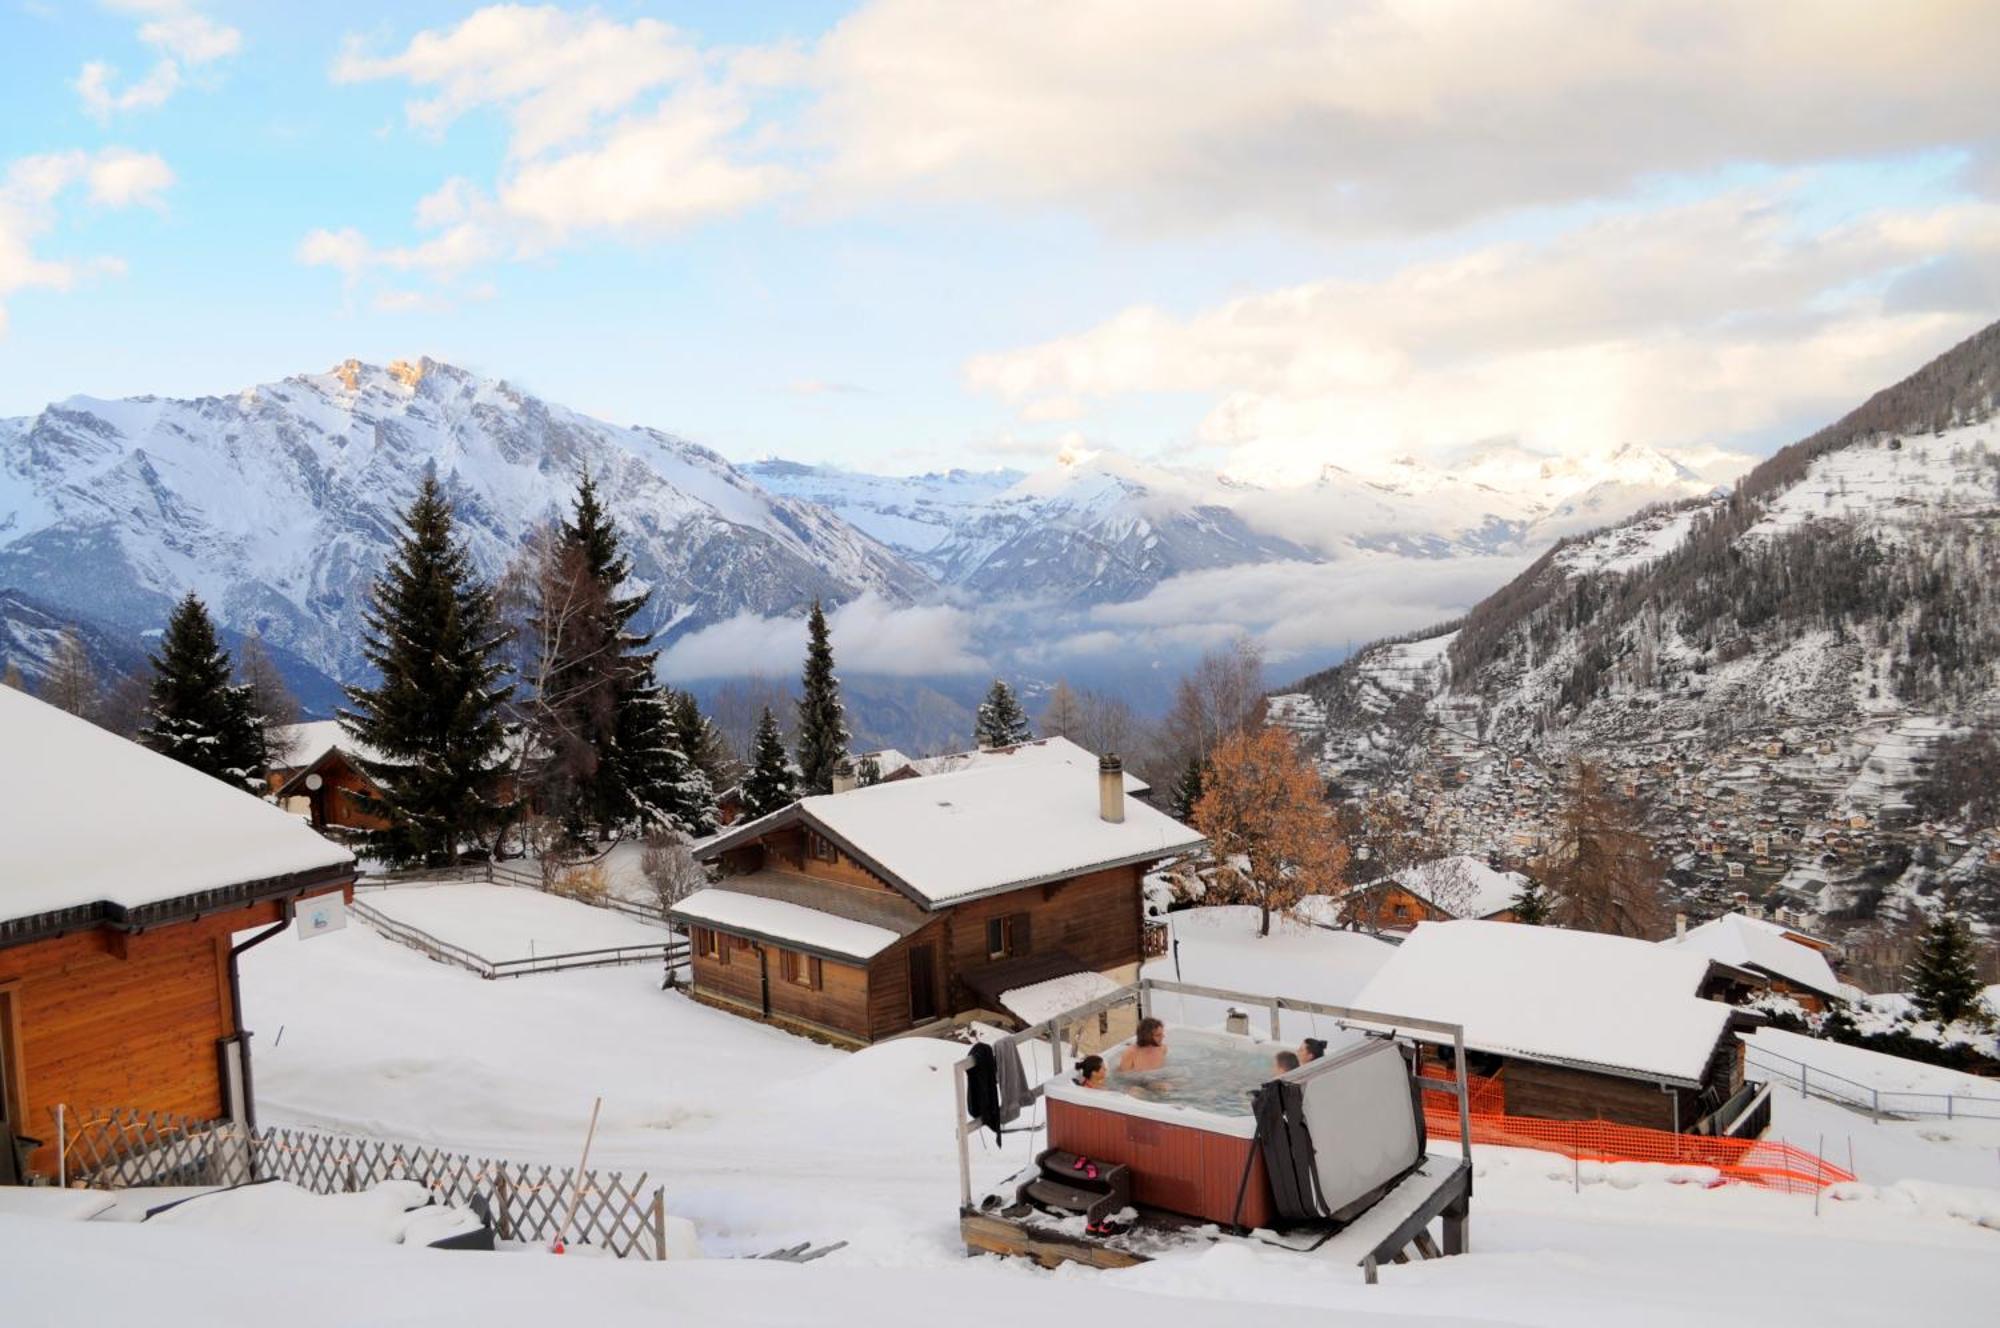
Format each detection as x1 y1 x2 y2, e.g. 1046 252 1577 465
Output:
950 976 1475 1241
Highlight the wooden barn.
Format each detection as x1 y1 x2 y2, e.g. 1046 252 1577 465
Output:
1352 921 1752 1134
1 687 355 1178
1332 855 1527 931
1665 912 1844 1013
673 747 1200 1047
267 720 391 833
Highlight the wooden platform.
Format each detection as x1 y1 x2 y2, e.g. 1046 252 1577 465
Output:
962 1155 1471 1280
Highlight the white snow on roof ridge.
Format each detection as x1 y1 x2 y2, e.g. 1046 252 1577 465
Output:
1663 913 1840 997
275 718 386 771
908 735 1149 793
799 745 1202 905
1 686 353 921
1390 855 1526 919
1350 920 1733 1082
671 888 901 960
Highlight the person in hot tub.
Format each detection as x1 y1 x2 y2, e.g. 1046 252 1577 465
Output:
1272 1049 1301 1077
1117 1018 1169 1074
1298 1037 1328 1065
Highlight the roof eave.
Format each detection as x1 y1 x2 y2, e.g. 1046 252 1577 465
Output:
665 908 885 965
0 859 358 952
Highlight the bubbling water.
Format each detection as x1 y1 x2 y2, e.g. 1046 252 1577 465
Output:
1108 1027 1282 1117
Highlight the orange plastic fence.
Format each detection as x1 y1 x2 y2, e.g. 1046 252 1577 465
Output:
1416 1072 1852 1195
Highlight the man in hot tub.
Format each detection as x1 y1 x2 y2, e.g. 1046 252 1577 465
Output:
1117 1018 1169 1073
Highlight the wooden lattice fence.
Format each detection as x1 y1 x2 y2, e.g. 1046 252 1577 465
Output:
57 1107 671 1259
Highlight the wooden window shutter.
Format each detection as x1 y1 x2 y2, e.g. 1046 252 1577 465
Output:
717 934 730 966
810 956 824 990
1012 912 1031 955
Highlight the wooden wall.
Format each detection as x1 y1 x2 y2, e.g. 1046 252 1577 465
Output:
686 936 873 1042
1500 1058 1682 1131
943 865 1143 998
0 899 287 1176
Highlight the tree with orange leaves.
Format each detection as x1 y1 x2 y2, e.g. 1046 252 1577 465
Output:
1192 725 1349 937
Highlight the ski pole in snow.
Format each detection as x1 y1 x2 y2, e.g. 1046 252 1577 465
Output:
553 1096 603 1254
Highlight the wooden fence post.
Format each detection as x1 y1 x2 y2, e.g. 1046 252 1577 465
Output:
652 1188 667 1261
496 1170 512 1241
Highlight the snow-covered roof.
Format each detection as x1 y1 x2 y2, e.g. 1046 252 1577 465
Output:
670 888 902 961
906 735 1149 794
705 741 1202 907
0 685 354 925
272 719 384 771
1382 855 1526 919
1000 969 1124 1026
1662 913 1841 998
1349 920 1735 1084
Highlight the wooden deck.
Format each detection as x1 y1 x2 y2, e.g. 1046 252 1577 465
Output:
962 1155 1471 1280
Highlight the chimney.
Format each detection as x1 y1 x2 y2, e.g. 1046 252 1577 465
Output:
1098 753 1125 824
832 759 858 795
1675 912 1687 940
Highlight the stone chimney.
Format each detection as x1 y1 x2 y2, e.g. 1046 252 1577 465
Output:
831 759 858 795
1675 912 1687 940
1099 753 1125 824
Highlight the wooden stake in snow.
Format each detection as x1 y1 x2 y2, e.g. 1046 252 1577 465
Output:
553 1096 603 1254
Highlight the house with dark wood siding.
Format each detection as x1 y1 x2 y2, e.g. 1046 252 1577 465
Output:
674 739 1202 1047
266 720 392 833
1352 920 1753 1133
1 687 355 1178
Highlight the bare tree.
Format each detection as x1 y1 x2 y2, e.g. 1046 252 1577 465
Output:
93 669 151 738
1536 759 1671 939
237 632 300 760
1040 680 1083 739
1074 687 1139 757
1161 637 1266 773
709 674 795 778
1336 793 1426 931
39 627 98 718
640 829 709 914
1 660 24 691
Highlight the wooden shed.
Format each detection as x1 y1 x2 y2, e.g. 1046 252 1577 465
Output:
1 687 355 1177
674 746 1200 1047
266 720 391 833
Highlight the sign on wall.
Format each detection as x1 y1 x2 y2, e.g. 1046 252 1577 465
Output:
298 891 347 940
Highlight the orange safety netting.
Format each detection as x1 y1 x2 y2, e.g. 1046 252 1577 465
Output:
1415 1072 1852 1195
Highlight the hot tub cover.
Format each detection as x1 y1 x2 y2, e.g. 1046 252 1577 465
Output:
1253 1038 1424 1224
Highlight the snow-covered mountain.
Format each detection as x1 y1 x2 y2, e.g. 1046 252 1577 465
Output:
0 358 927 691
1283 318 2000 936
751 441 1729 606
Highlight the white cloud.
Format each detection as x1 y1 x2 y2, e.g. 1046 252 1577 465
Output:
660 594 986 679
968 191 2000 473
0 148 173 336
78 2 240 118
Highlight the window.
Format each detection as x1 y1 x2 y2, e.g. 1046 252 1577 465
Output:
986 917 1008 960
985 912 1033 960
781 950 823 990
807 831 838 863
696 927 721 960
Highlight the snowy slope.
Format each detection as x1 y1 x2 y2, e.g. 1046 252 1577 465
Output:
0 358 927 686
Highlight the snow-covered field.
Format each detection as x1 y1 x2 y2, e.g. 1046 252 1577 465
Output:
357 882 671 962
16 905 2000 1324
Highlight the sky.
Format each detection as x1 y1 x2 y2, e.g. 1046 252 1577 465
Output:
2 1 1998 483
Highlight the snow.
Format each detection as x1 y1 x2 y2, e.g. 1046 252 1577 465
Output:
999 969 1123 1026
0 684 352 921
1745 1026 2000 1100
359 882 672 961
670 887 902 961
106 902 1992 1325
1662 913 1841 997
145 1179 475 1247
1349 921 1734 1083
905 734 1149 793
273 718 383 770
1377 855 1527 920
743 740 1202 905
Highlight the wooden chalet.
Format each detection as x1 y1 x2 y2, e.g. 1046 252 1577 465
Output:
674 743 1201 1047
267 720 391 833
1 687 355 1179
1334 855 1526 931
1665 912 1844 1013
1352 921 1752 1134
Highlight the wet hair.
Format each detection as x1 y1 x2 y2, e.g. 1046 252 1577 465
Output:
1273 1050 1301 1073
1300 1038 1328 1062
1135 1017 1165 1047
1075 1055 1106 1083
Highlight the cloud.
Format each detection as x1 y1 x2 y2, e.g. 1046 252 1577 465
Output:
967 190 2000 474
660 594 986 679
805 0 2000 234
0 148 173 336
78 3 240 119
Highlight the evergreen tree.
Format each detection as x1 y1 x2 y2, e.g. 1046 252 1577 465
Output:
1511 877 1552 926
794 600 848 795
1906 909 1987 1026
742 705 797 818
974 678 1032 749
619 678 715 838
670 687 732 790
141 592 266 788
1170 755 1206 823
343 474 515 866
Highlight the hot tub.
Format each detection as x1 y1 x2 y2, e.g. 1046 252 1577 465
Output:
1041 1026 1423 1230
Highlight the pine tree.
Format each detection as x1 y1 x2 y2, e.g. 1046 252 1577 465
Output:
141 593 266 789
974 678 1032 749
742 705 797 818
342 474 515 867
618 680 714 838
794 600 848 795
1906 909 1986 1026
1511 877 1552 925
1170 755 1205 822
669 687 731 791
